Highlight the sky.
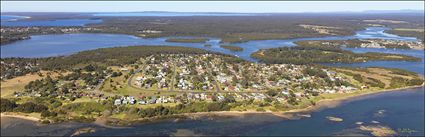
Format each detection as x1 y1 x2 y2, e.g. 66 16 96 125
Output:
1 1 424 13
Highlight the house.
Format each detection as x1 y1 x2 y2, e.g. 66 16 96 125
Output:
120 68 129 71
114 99 122 105
281 90 290 96
149 97 157 104
139 100 147 105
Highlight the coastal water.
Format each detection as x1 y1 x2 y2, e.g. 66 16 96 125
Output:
2 87 423 136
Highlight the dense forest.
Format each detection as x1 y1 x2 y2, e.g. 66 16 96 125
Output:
251 41 420 64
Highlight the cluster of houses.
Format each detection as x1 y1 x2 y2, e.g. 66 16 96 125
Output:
320 39 424 50
111 87 358 106
130 54 355 95
359 39 424 50
134 58 172 89
174 56 215 91
113 92 272 106
0 26 101 34
114 95 179 106
1 26 102 44
0 61 39 80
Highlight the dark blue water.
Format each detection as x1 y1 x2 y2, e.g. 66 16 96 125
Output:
80 87 424 136
93 12 259 17
1 18 103 27
245 87 425 136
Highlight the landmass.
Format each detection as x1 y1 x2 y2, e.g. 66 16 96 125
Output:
220 45 243 51
385 28 425 42
1 46 423 127
2 12 423 44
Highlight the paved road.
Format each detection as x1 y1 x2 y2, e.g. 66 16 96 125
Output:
127 60 147 89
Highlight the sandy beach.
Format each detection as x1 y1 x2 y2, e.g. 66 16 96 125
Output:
0 113 40 122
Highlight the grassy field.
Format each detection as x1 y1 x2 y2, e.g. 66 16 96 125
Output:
0 71 64 97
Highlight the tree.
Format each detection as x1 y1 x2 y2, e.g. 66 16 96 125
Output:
41 110 57 118
0 98 17 112
266 89 279 97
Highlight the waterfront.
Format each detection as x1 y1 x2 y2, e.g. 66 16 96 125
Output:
2 87 423 136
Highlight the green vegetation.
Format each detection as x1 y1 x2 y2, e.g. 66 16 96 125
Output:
0 98 48 113
165 38 209 43
251 41 420 64
91 15 370 43
390 77 425 88
220 45 243 52
1 46 212 72
385 29 424 41
333 67 423 89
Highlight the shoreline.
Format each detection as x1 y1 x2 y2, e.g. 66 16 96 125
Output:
0 113 40 122
93 85 424 128
2 85 424 128
185 85 425 120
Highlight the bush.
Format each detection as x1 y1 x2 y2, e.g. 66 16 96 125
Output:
256 108 266 112
0 98 17 112
41 110 58 118
14 102 48 113
408 78 424 86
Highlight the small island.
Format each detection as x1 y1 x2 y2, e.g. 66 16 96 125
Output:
165 38 209 43
220 45 243 52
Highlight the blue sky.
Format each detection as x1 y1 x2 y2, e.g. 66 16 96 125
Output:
1 1 424 13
